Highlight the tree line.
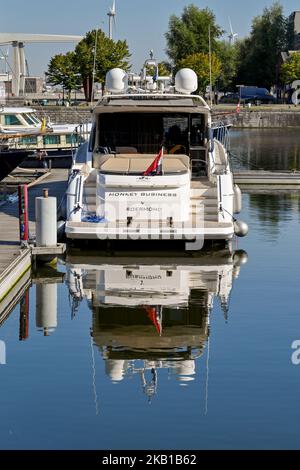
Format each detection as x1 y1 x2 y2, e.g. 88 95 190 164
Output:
46 2 300 102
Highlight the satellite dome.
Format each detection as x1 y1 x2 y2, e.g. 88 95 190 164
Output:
175 68 198 94
105 68 128 93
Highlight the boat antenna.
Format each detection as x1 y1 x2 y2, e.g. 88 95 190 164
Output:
90 29 98 106
208 24 213 108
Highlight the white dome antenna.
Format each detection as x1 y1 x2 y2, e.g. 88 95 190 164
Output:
175 68 198 94
105 68 128 94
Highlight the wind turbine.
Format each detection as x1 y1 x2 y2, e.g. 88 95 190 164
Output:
107 0 116 40
228 17 238 45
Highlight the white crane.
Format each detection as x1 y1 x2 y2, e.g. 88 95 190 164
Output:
107 0 116 40
228 17 238 45
0 47 9 74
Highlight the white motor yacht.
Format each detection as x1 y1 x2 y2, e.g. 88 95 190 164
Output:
65 57 248 248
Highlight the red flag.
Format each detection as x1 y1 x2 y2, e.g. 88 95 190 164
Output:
236 100 241 114
144 306 163 336
143 147 164 176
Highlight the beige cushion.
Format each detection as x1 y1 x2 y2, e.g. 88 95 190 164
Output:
164 154 190 169
101 158 129 173
163 159 187 174
129 158 155 173
93 153 112 169
99 156 188 175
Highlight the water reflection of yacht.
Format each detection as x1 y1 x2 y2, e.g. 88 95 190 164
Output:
66 251 247 400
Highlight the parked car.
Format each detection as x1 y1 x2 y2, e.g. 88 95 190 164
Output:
219 93 239 104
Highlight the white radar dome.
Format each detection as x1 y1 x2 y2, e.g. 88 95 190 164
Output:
175 68 198 94
105 360 126 382
105 68 128 93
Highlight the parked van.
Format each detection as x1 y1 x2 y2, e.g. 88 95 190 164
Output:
239 86 275 104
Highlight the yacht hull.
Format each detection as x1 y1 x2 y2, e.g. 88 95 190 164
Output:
0 149 32 181
19 148 73 169
65 220 234 241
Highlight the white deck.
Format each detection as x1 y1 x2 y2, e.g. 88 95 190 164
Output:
66 179 234 241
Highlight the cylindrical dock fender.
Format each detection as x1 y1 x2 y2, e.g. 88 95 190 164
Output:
35 196 57 247
233 184 242 214
233 250 248 278
36 283 58 335
66 171 82 222
233 250 248 267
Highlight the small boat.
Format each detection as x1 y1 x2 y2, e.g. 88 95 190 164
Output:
65 55 248 248
0 106 91 168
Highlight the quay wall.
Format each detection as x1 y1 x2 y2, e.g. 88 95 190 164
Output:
35 106 92 125
34 106 300 128
220 111 300 128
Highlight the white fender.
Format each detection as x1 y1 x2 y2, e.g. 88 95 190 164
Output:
233 184 242 214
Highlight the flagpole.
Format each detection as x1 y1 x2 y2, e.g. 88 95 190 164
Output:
209 25 213 108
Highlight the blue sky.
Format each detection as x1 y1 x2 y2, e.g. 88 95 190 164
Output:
1 0 300 77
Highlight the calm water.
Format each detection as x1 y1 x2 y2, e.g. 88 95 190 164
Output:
1 129 300 450
231 128 300 171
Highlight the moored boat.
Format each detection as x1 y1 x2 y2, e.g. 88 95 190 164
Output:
65 56 248 249
0 144 33 181
0 106 91 168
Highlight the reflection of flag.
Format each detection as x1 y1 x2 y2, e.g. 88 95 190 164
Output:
143 147 163 176
236 100 241 114
145 305 163 336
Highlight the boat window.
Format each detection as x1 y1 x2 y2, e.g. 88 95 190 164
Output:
23 113 39 126
89 125 96 152
66 134 85 145
19 136 38 145
28 113 41 125
43 135 61 145
98 113 190 154
190 115 206 146
4 114 22 125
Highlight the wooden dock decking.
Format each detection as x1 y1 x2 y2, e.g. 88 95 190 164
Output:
234 170 300 188
0 169 68 303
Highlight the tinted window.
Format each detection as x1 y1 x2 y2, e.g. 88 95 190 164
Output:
43 135 60 145
19 136 38 145
4 114 22 125
66 134 85 144
98 113 190 154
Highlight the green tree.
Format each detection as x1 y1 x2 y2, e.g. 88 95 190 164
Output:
217 41 239 91
177 52 222 94
146 62 172 77
236 2 288 88
74 29 131 101
46 52 81 101
281 51 300 83
165 4 223 64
